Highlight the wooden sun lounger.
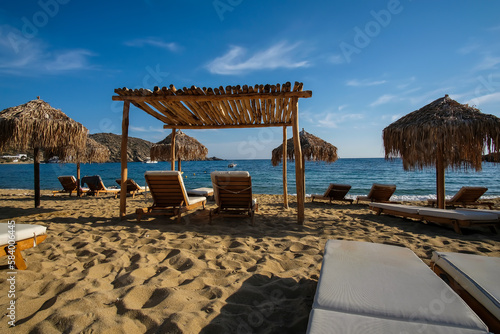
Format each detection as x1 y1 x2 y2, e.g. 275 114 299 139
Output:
210 171 258 225
428 186 493 209
0 223 47 270
370 202 500 234
136 171 206 222
52 175 89 196
431 251 500 333
82 175 120 197
311 184 353 204
115 178 147 198
356 183 397 204
307 240 490 333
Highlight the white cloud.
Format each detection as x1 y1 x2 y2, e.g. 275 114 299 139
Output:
338 104 348 111
329 54 344 65
45 49 96 71
457 43 480 55
205 41 310 75
124 38 180 52
316 112 363 128
346 79 386 87
474 55 500 71
130 126 165 133
466 92 500 107
0 25 96 75
370 94 396 107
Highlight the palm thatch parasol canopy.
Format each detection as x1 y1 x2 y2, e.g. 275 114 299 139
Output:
271 129 338 166
150 130 208 162
0 98 87 152
0 98 88 207
383 94 500 208
47 136 109 164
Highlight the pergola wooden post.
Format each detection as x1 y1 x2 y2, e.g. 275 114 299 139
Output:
282 126 288 209
119 101 130 219
291 98 304 223
170 128 176 170
114 82 311 223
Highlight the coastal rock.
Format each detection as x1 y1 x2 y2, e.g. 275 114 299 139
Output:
90 133 153 162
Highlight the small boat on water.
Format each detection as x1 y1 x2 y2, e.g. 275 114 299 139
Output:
144 158 158 164
228 163 237 168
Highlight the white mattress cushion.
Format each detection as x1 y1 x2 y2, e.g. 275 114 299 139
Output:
307 308 489 334
457 208 500 219
0 223 47 245
310 240 487 333
418 208 498 221
369 203 421 215
186 196 206 206
432 251 500 321
187 187 213 197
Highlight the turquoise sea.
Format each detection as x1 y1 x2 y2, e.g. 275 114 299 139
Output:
1 158 499 201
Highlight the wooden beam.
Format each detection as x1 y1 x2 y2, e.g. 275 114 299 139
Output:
171 128 176 170
112 90 313 102
76 162 81 197
119 101 130 220
34 147 40 208
162 123 292 129
283 126 288 209
292 98 304 224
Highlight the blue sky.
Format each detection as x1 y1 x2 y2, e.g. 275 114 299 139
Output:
1 1 500 159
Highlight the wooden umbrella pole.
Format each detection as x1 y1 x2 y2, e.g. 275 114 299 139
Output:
178 157 181 172
34 147 40 208
292 98 304 224
436 150 446 209
119 101 130 220
77 162 81 197
282 126 288 209
171 128 176 171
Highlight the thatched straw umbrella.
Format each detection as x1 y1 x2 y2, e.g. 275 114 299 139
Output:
0 98 88 207
46 136 110 196
271 129 338 166
383 95 500 209
150 130 208 171
272 129 338 208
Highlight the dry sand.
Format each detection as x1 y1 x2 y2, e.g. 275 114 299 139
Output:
0 189 499 333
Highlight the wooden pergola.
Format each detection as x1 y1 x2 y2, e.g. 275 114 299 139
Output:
112 82 312 224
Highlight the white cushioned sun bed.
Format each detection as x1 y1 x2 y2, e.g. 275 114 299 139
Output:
369 202 499 234
0 223 47 270
431 251 500 333
306 240 489 334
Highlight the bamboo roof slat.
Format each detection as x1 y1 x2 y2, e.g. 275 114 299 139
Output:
113 82 311 128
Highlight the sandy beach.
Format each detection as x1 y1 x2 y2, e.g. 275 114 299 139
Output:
1 189 499 333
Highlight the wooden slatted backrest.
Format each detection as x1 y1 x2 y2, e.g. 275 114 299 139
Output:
211 171 252 209
145 171 188 207
115 179 141 192
324 183 351 199
82 175 106 191
367 183 396 202
58 176 77 191
450 187 487 203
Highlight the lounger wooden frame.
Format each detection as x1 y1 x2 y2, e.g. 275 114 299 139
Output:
136 172 206 222
428 186 494 209
52 175 88 197
370 204 499 234
431 263 500 333
115 179 146 198
0 234 47 270
83 176 120 198
356 183 397 204
311 184 353 204
210 175 257 225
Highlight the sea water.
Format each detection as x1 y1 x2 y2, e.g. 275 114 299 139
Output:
1 158 499 201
